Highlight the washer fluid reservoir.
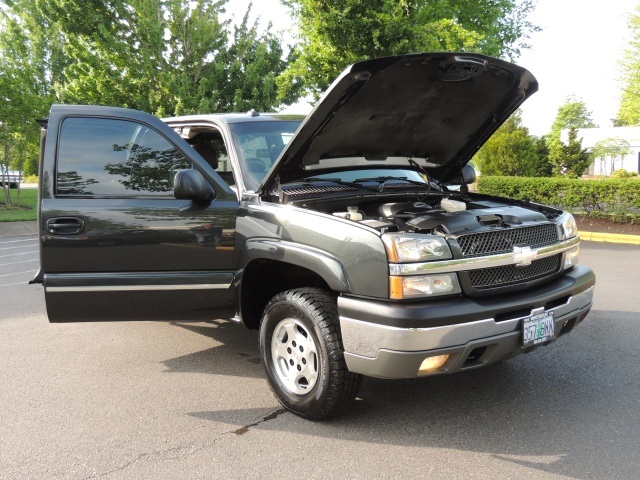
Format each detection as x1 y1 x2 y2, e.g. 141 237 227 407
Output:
440 198 466 212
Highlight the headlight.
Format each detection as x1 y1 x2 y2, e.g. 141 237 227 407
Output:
557 213 578 240
390 273 461 299
383 233 452 262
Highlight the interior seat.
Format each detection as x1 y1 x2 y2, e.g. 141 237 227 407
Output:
192 143 219 170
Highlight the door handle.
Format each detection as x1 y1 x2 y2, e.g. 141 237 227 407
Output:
47 217 85 235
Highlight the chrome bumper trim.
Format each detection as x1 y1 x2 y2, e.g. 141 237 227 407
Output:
389 236 580 276
340 285 594 359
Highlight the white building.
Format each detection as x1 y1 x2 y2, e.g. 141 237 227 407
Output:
561 126 640 176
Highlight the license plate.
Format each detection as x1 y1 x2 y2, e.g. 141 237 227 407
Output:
522 311 555 348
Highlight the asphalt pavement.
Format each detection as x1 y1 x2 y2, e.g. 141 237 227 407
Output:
0 235 639 479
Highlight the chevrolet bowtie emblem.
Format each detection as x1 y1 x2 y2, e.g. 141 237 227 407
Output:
513 246 537 267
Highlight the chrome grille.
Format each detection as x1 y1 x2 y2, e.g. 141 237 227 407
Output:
457 224 559 258
468 254 562 289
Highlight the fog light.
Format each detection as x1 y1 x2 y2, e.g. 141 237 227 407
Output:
564 245 579 268
418 354 449 374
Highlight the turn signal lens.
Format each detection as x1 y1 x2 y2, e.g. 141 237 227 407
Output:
418 354 449 374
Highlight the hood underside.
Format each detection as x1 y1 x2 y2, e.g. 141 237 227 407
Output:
259 52 537 193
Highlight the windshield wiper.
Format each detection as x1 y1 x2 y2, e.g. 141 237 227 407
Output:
301 177 379 192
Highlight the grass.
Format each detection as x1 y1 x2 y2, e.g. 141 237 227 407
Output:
0 187 38 222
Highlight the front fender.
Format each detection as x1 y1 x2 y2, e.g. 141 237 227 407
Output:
237 238 351 292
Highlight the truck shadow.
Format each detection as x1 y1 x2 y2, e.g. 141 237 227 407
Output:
173 309 640 479
161 320 262 378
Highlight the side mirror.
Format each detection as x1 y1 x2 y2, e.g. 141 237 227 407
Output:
174 169 215 201
462 164 476 185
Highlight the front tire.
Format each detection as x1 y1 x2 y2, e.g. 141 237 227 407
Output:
259 288 361 420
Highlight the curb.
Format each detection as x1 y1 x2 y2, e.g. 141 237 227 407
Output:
580 231 640 246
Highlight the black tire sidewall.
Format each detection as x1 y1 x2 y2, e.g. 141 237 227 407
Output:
259 297 332 416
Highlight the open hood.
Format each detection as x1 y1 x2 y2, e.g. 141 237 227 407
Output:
258 52 537 193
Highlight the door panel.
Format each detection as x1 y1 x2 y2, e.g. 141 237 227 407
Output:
41 198 236 273
40 106 238 322
44 272 233 322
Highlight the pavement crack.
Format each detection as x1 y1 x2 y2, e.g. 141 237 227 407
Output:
84 408 288 478
232 408 287 435
82 445 190 480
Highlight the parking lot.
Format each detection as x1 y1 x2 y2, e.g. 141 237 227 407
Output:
1 234 639 479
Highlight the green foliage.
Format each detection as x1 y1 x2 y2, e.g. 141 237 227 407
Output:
39 0 290 116
22 156 38 177
1 0 293 204
533 135 553 177
477 176 640 224
611 169 638 178
616 4 640 126
0 1 54 203
591 137 631 176
280 0 539 98
549 128 591 178
473 112 538 176
546 97 596 178
549 96 597 135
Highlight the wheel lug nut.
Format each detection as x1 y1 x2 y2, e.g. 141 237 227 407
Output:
302 358 306 364
289 359 294 366
287 347 291 354
297 365 301 371
292 341 296 347
299 346 303 352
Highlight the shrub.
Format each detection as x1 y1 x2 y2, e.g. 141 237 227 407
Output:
477 176 640 224
610 169 638 179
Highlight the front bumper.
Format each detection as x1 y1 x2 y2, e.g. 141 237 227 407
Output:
338 265 595 379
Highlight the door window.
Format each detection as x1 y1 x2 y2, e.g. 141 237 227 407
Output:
56 117 191 196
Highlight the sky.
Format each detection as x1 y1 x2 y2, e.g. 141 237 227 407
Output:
223 0 638 137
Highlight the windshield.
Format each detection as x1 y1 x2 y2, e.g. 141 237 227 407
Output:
228 121 430 192
229 120 302 191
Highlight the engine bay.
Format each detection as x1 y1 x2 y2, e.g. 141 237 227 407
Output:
305 195 559 236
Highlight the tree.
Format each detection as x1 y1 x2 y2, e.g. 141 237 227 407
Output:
45 0 291 116
533 136 553 177
279 0 538 99
549 96 597 134
546 96 596 177
591 137 631 176
0 0 293 200
0 3 56 204
550 128 591 178
616 3 640 126
473 112 538 177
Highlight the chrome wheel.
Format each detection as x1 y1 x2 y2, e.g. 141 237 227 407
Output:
271 317 319 394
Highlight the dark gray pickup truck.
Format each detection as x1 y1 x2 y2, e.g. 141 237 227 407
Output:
32 53 595 419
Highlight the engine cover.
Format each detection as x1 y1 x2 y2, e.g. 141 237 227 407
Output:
406 206 550 235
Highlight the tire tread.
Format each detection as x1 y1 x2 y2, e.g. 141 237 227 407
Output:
261 287 362 420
